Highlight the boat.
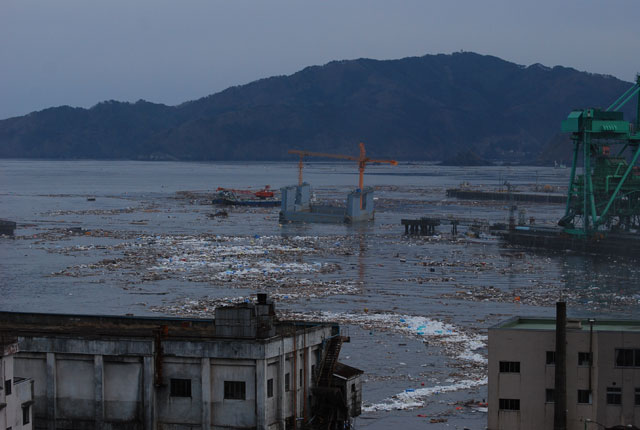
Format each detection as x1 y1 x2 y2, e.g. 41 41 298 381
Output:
212 186 281 207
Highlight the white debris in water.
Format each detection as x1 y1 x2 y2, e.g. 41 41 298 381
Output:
363 377 488 412
283 311 487 365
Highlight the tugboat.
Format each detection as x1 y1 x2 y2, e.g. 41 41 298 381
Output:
212 185 281 207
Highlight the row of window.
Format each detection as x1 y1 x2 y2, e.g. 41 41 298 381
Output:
169 373 306 400
170 378 249 400
545 389 592 404
499 353 592 373
500 387 640 411
500 348 640 374
546 351 592 366
615 349 640 367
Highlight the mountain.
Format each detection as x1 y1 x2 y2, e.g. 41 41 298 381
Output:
0 52 634 163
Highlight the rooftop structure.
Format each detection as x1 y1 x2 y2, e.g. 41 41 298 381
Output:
489 316 640 430
0 295 362 430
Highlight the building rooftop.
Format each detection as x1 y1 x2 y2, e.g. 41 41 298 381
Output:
493 317 640 333
0 308 336 341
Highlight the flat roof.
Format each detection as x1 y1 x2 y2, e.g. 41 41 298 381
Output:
0 310 333 340
493 317 640 333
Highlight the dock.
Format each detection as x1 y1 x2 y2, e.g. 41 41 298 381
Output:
0 219 16 236
401 216 493 236
446 188 566 204
499 226 640 256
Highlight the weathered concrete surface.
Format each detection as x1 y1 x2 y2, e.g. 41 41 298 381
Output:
1 310 341 430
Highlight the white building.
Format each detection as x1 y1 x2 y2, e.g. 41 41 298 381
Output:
489 316 640 430
0 295 361 430
1 336 33 430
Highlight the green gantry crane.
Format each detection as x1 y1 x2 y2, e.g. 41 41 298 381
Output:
559 75 640 236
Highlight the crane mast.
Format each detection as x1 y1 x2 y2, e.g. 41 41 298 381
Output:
559 74 640 236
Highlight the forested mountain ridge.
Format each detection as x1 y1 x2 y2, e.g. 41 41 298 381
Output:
0 52 634 163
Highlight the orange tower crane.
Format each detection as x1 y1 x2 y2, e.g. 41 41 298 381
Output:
288 142 398 208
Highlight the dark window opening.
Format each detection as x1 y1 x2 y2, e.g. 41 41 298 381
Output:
224 381 246 400
499 361 520 373
311 365 316 380
22 405 30 425
170 378 192 397
498 398 520 411
546 351 556 365
4 379 11 395
300 369 303 387
607 387 622 405
545 389 555 403
615 348 640 367
578 352 592 366
578 390 592 404
285 373 290 392
635 388 640 405
267 378 274 398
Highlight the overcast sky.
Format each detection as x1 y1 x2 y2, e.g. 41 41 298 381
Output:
1 0 638 120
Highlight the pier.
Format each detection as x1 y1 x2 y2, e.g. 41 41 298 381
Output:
446 188 566 204
401 216 490 236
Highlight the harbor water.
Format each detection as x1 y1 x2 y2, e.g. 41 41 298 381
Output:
2 160 640 429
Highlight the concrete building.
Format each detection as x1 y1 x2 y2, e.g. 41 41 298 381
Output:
0 295 362 430
1 336 33 430
279 183 375 223
489 316 640 430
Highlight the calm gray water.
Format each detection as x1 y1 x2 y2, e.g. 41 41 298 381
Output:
1 160 638 429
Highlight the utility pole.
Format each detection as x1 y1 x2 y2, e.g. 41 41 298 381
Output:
554 302 567 430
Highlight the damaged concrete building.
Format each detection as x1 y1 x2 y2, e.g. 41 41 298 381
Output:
0 294 362 430
1 336 33 430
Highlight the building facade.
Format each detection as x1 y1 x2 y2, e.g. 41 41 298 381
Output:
0 296 361 430
489 317 640 430
1 336 33 430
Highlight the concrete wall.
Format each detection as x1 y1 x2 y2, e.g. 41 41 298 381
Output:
346 188 374 222
280 184 311 214
2 350 33 430
12 324 333 430
489 324 640 430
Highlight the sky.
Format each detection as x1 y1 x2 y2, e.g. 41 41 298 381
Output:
1 0 639 120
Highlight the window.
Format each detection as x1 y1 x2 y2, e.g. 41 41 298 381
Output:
615 349 640 367
499 361 520 373
224 381 246 400
578 352 592 366
578 390 592 404
635 388 640 405
267 378 274 398
285 373 290 392
4 380 11 395
170 378 192 397
498 398 520 411
311 365 316 379
300 369 303 387
546 351 556 365
545 389 555 403
22 405 30 425
607 387 622 405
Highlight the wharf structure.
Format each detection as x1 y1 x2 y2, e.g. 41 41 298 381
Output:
488 316 640 430
446 188 565 204
0 219 16 236
0 295 362 430
279 183 374 224
1 336 33 430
